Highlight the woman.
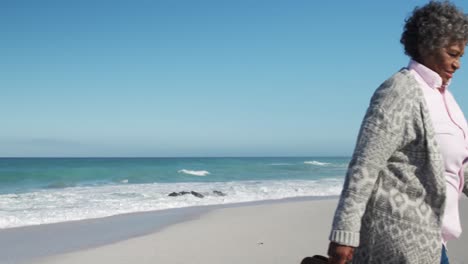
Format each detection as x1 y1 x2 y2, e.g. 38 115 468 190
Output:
327 1 468 263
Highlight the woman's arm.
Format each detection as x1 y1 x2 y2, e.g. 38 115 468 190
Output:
329 76 410 247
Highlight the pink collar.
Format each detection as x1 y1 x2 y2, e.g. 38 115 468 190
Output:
407 59 451 90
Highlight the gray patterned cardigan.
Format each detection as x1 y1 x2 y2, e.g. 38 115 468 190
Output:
329 69 468 263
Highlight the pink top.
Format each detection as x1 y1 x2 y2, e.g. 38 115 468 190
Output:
408 60 468 244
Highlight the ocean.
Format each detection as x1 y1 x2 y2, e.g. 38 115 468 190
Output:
0 157 349 229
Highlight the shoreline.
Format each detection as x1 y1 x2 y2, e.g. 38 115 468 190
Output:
1 196 336 264
4 196 468 264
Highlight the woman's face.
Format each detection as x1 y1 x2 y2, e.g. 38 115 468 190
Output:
419 41 466 85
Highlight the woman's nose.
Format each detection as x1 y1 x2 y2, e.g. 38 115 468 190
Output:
453 59 461 70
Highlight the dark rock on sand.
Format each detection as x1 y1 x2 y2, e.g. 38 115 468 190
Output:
191 191 204 198
168 191 190 197
168 191 204 198
212 190 226 196
168 190 224 198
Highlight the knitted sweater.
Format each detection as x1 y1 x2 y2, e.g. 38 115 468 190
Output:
329 69 468 263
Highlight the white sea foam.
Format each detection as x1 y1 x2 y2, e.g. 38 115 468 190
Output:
178 169 210 176
0 179 343 229
304 161 331 166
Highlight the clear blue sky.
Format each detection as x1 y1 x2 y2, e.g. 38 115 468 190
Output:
2 0 468 157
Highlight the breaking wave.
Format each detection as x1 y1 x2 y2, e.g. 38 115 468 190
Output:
304 161 331 166
178 169 210 176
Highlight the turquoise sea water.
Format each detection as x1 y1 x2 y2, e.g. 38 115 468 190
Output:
0 157 349 228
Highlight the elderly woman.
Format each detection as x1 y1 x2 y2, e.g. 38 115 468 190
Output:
327 1 468 263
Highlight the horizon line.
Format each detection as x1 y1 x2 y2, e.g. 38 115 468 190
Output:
0 155 352 159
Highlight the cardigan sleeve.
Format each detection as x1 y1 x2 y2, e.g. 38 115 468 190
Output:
329 82 407 247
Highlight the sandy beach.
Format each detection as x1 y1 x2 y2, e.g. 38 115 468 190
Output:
3 197 467 264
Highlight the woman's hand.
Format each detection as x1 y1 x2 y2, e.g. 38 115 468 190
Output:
327 242 354 264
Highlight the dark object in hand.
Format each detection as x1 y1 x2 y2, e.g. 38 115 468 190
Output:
301 255 329 264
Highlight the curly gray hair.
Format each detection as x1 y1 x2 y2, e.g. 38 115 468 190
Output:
401 1 468 60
